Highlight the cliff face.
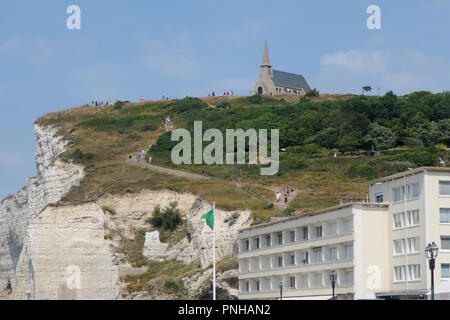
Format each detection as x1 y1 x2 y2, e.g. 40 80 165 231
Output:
12 190 250 299
0 125 85 297
0 124 250 300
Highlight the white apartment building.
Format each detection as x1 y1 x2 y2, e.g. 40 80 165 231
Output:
238 167 450 300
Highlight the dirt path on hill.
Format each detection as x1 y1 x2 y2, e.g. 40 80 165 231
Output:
129 148 294 211
134 160 210 180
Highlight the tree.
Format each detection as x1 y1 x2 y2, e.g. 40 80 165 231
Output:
363 123 398 150
305 88 319 97
362 86 372 95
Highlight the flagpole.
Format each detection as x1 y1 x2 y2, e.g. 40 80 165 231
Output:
212 202 216 300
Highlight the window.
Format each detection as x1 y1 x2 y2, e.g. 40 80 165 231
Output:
394 266 406 282
442 264 450 279
290 276 296 289
265 278 272 290
344 219 353 233
266 235 272 247
407 237 420 253
246 281 250 292
302 226 309 240
329 222 338 235
344 245 353 259
290 254 296 265
316 225 323 238
312 273 323 287
244 240 249 251
393 187 402 202
393 239 405 255
412 183 420 199
290 230 296 243
375 192 384 203
302 251 309 264
314 247 323 262
278 256 283 267
406 210 420 226
278 232 283 245
393 212 405 229
255 238 260 249
440 208 450 223
302 274 309 287
329 247 338 261
344 270 354 284
440 181 450 196
408 265 421 281
441 236 450 250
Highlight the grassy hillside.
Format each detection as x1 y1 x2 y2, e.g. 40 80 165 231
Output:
36 92 449 221
36 92 449 298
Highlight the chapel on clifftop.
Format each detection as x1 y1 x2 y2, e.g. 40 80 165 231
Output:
254 41 311 96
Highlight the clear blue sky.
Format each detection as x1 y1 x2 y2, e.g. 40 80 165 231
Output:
1 0 449 198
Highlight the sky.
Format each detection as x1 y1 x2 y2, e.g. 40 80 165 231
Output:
0 0 449 199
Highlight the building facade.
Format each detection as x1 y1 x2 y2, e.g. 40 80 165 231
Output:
253 41 311 96
238 167 450 300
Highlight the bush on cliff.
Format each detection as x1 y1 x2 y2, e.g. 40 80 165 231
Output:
148 202 182 231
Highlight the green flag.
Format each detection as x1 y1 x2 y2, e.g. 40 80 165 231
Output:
201 207 214 230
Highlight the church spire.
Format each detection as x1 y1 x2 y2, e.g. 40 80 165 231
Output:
261 40 271 67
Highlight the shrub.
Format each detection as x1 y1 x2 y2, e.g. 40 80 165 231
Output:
113 101 125 110
312 128 339 149
223 212 240 226
170 97 208 112
375 161 415 174
301 144 323 155
405 138 424 148
104 234 113 240
164 281 182 293
148 204 182 231
378 148 438 167
247 94 263 104
285 155 307 169
70 148 94 162
305 88 319 97
216 102 231 109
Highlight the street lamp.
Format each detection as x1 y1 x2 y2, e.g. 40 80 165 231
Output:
279 281 284 300
329 270 337 300
425 242 439 300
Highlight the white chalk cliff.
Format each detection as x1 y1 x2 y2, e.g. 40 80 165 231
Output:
0 124 251 299
0 124 85 298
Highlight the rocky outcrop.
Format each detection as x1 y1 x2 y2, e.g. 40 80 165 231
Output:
143 231 177 261
0 124 84 297
13 203 118 299
177 198 251 268
99 190 198 239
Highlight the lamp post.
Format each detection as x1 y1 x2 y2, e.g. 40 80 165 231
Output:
329 270 337 300
425 242 439 300
279 281 284 300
